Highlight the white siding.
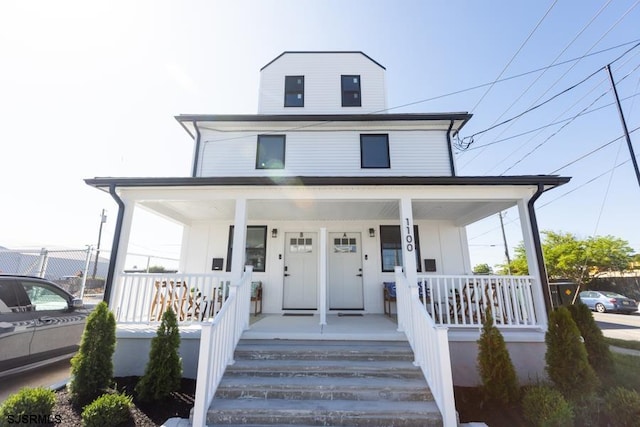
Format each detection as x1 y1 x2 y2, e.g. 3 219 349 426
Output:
258 52 386 114
198 129 453 177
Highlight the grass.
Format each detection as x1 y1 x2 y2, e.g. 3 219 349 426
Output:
601 352 640 392
604 336 640 351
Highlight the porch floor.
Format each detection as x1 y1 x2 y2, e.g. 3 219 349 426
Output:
243 314 407 341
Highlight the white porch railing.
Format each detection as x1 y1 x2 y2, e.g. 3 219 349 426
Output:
395 267 456 427
112 273 232 323
418 275 539 328
192 267 253 427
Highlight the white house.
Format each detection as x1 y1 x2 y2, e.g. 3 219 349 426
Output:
86 51 569 425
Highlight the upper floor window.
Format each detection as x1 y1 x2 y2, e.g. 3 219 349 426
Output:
360 134 390 168
256 135 285 169
341 75 361 107
284 76 304 107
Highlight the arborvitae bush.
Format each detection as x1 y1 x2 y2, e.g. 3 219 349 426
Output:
545 307 598 401
68 301 116 406
135 307 183 401
567 302 613 375
81 392 132 427
522 385 574 427
0 387 56 427
604 387 640 427
476 308 519 405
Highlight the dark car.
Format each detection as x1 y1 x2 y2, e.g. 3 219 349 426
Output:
578 290 639 314
0 275 89 378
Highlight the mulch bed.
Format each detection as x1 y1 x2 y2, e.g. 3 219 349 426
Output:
455 386 525 426
53 377 196 427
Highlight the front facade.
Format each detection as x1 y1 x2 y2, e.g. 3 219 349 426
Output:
87 52 569 387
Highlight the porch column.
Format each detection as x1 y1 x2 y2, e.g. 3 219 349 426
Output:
517 198 548 327
399 197 418 289
230 198 248 284
109 198 135 307
319 227 327 325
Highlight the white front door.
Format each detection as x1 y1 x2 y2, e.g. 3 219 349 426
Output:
283 232 318 310
328 232 364 310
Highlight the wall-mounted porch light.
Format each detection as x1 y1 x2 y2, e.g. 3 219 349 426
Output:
368 228 375 237
271 228 278 238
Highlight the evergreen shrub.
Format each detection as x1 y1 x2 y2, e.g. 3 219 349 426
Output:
81 392 132 427
522 385 574 427
567 302 613 375
135 307 183 401
0 387 56 427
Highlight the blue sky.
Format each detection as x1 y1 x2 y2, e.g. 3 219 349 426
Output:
1 1 639 269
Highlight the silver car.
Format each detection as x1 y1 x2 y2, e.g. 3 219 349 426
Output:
578 290 638 314
0 275 89 378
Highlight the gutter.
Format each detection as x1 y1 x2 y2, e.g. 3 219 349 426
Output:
103 184 125 305
446 120 455 176
527 183 552 316
191 121 201 177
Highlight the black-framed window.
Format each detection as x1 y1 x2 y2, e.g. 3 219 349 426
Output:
380 225 422 272
361 134 390 168
256 135 285 169
341 75 361 107
284 75 304 107
226 226 267 272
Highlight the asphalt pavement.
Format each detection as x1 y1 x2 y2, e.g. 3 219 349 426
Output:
0 358 71 403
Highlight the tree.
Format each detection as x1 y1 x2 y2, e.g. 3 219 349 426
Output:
505 231 634 285
148 265 168 273
472 263 493 275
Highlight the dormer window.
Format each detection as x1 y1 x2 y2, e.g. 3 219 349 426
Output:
341 75 361 107
360 134 390 168
256 135 286 169
284 76 304 107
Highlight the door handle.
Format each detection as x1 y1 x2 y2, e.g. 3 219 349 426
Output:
356 274 363 277
38 316 57 325
284 274 290 277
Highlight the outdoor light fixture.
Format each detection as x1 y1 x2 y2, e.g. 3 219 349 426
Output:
369 228 375 237
271 228 278 238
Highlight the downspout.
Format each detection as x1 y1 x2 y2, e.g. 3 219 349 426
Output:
103 184 125 305
528 183 552 315
191 121 201 177
446 120 456 176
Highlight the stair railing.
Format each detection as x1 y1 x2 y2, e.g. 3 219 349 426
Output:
395 267 457 427
192 266 253 427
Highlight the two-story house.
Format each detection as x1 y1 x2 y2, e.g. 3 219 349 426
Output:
86 51 569 424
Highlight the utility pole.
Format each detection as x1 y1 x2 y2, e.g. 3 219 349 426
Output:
606 64 640 189
498 211 512 274
92 209 107 279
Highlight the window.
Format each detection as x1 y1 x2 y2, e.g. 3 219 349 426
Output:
361 134 390 168
226 226 267 272
256 135 285 169
380 225 422 272
284 75 304 107
19 281 68 311
341 75 361 106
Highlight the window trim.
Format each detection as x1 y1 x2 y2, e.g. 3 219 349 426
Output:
379 225 422 272
341 75 362 107
256 135 286 170
226 225 268 273
284 75 304 107
360 134 390 169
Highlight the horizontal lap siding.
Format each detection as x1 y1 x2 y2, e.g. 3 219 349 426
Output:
259 53 386 114
198 130 452 177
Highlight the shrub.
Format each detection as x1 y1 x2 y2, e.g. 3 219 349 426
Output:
135 307 183 401
522 385 574 427
604 387 640 426
567 302 613 375
68 301 116 406
477 308 519 404
571 395 605 427
81 392 132 427
545 307 598 400
0 387 56 427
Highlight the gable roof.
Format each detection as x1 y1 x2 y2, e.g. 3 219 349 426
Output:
260 51 386 71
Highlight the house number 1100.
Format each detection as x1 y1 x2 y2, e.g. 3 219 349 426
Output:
405 218 414 252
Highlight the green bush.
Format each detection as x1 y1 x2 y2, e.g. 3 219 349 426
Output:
0 387 56 427
522 385 574 427
604 387 640 426
545 307 598 400
135 307 183 401
476 308 519 404
567 302 613 375
571 395 605 427
69 301 116 406
81 392 132 427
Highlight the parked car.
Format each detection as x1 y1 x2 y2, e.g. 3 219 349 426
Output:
578 290 638 314
0 275 90 378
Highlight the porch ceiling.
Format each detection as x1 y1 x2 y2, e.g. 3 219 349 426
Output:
139 199 516 225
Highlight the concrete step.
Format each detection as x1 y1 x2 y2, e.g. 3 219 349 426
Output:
207 398 442 426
